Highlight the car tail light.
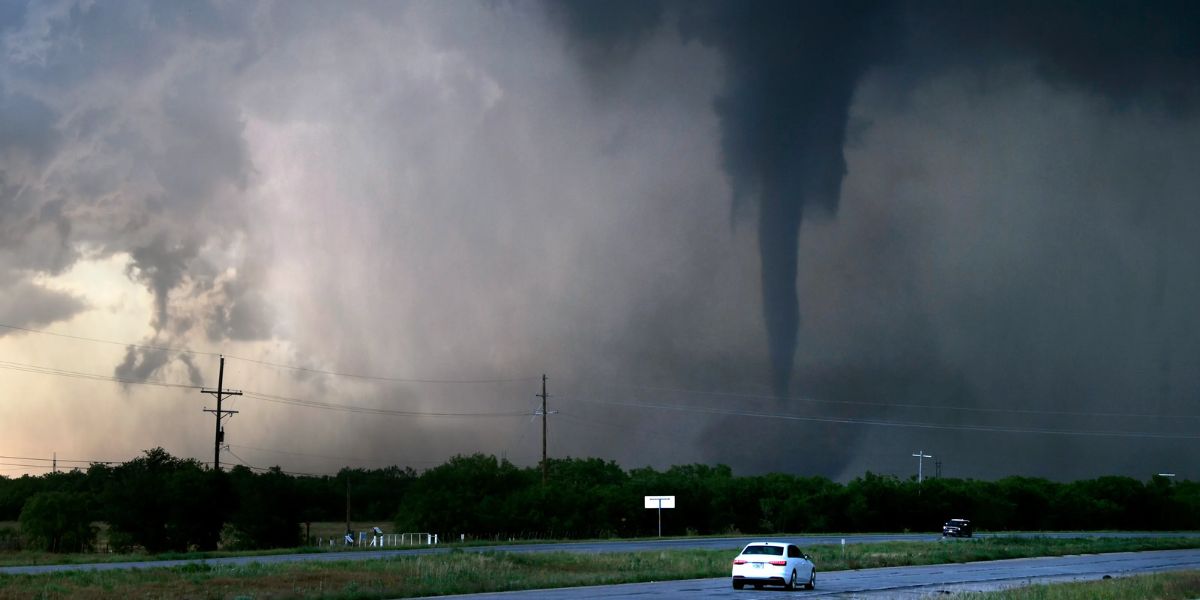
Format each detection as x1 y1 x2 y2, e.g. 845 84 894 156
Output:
732 559 747 565
769 560 787 566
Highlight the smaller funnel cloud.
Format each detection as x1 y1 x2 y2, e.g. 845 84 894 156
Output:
126 236 200 331
0 1 275 386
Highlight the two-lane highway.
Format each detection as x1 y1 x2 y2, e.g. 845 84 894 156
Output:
4 531 1199 592
436 548 1200 599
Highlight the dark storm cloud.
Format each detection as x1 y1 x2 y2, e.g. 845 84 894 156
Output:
550 0 902 399
0 81 85 333
904 0 1200 112
206 275 273 342
0 86 59 163
0 278 87 332
548 0 1200 402
544 0 666 68
0 0 271 382
0 83 72 272
7 0 1200 480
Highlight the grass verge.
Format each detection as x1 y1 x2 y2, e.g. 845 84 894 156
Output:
0 546 329 568
0 537 1198 599
959 570 1200 599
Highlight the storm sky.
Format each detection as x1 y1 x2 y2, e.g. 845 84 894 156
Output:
2 0 1199 481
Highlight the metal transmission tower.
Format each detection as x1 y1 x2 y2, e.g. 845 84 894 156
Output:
201 356 242 471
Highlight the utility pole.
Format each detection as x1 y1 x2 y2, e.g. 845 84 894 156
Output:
52 452 56 474
912 450 933 485
201 356 242 471
934 460 942 479
538 374 549 485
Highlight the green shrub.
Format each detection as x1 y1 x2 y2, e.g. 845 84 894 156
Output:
18 491 96 552
0 523 22 550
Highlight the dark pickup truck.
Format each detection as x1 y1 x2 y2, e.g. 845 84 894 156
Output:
942 518 972 537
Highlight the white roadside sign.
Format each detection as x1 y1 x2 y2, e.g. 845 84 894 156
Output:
644 495 675 537
644 495 675 509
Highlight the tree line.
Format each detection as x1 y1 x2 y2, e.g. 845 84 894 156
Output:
2 449 1198 552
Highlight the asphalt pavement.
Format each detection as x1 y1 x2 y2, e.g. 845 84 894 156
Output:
433 548 1200 599
2 531 1199 577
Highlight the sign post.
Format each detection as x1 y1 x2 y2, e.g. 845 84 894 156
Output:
644 495 676 537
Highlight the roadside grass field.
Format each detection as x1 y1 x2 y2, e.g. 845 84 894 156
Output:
0 522 417 568
960 570 1200 599
2 537 1200 599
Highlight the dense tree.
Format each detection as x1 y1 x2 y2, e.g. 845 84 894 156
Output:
99 448 226 552
394 454 532 537
339 466 416 522
845 472 911 531
18 491 96 552
4 449 1200 553
994 477 1053 530
537 458 631 537
0 475 46 521
226 466 301 549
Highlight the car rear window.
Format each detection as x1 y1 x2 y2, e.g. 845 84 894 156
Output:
742 545 784 556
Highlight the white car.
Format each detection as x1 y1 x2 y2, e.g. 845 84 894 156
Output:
731 541 816 590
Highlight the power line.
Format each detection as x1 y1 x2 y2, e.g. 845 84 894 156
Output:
228 444 374 464
0 454 123 465
0 322 537 384
557 411 677 438
224 448 256 470
224 354 539 384
6 349 1197 435
220 449 334 477
587 382 1200 420
228 443 447 467
0 356 534 419
568 396 1200 441
0 323 217 357
0 360 200 390
6 346 1198 441
0 445 373 477
0 462 57 470
243 390 532 418
501 397 548 462
9 320 1191 420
